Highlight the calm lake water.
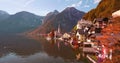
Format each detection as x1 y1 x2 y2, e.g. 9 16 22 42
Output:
0 34 90 63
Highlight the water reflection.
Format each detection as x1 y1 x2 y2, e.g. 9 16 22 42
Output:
29 35 88 62
0 34 88 63
0 52 66 63
0 34 42 57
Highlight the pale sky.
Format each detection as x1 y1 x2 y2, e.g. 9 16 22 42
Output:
0 0 101 16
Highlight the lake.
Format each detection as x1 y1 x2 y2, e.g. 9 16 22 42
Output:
0 34 90 63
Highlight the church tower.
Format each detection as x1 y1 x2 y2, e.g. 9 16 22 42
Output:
58 24 61 34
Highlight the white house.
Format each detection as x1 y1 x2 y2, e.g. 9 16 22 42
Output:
112 10 120 18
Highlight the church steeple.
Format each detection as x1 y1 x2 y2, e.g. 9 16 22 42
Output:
58 24 61 34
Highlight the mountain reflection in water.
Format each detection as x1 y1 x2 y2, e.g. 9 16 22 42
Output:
0 34 88 63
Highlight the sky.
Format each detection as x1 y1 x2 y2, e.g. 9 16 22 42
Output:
0 0 101 16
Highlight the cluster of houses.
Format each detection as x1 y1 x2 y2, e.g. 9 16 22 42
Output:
47 18 109 51
46 17 111 62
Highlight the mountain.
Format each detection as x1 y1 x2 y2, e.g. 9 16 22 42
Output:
43 10 59 23
83 0 120 21
32 7 85 34
0 11 44 33
0 10 10 21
